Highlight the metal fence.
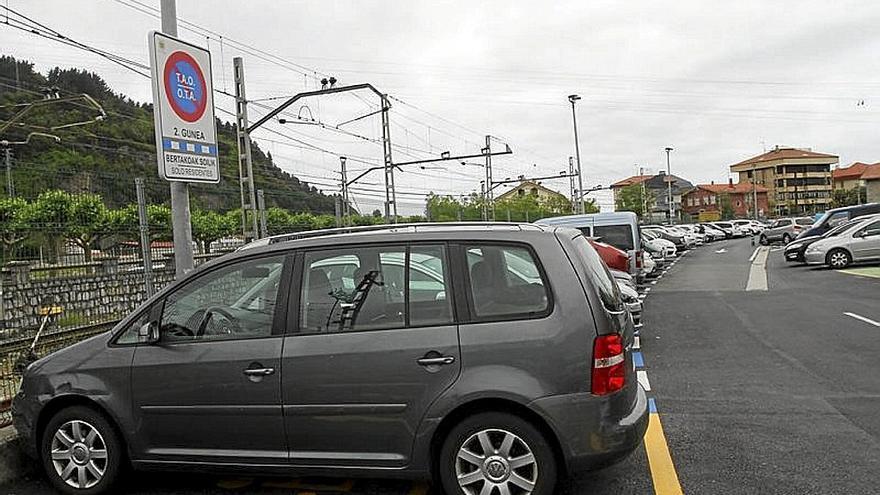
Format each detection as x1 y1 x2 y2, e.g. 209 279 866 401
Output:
0 164 316 426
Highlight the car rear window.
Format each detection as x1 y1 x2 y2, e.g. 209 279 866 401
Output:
591 224 634 251
570 235 622 312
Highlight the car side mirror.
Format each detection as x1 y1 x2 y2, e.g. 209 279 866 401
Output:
137 321 159 344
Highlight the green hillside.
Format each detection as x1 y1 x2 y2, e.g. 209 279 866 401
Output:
0 56 337 213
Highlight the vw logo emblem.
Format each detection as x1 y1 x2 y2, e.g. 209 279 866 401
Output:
486 459 508 479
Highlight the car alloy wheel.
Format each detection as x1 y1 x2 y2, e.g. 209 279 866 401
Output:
828 250 851 269
50 420 108 490
455 428 537 495
759 235 768 245
782 234 792 244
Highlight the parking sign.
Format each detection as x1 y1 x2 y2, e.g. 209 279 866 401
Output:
149 31 220 183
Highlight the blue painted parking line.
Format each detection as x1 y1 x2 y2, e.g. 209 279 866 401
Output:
648 397 657 413
633 351 645 368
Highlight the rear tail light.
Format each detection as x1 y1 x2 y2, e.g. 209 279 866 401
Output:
592 333 626 395
793 225 803 231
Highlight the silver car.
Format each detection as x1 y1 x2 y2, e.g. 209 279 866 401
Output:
804 216 880 268
759 217 813 245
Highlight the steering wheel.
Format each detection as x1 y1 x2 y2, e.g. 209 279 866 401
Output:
195 306 241 337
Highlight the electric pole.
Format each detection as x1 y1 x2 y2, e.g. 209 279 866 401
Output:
340 156 350 227
752 163 758 220
569 94 585 214
568 156 577 214
3 147 12 198
484 135 494 220
665 146 674 224
233 57 260 240
160 0 195 277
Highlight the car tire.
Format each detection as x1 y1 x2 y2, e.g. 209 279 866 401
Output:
826 249 852 269
41 405 123 495
438 412 557 495
782 234 792 244
759 235 768 246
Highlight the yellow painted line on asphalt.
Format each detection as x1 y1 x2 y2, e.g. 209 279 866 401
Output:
841 266 880 279
408 481 430 495
644 411 685 495
262 478 354 491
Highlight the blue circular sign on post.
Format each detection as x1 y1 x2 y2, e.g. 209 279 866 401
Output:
163 51 207 123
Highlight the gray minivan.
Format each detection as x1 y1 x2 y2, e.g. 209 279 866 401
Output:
13 223 648 495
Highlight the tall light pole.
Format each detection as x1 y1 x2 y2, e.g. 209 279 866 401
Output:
568 94 585 214
664 146 674 223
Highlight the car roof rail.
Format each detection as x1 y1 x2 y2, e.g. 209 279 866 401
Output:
238 222 546 250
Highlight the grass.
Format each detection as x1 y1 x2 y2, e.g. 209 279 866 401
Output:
841 265 880 279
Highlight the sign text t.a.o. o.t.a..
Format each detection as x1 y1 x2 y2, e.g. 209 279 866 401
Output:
149 32 219 183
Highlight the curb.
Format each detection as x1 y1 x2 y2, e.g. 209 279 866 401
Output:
0 427 35 486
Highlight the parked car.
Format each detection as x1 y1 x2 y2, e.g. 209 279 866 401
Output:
643 251 657 275
699 224 726 241
703 222 732 239
712 221 746 238
759 217 814 245
642 230 676 258
805 216 880 268
539 212 645 280
732 219 761 235
642 226 687 251
13 223 648 495
617 281 642 326
588 238 630 273
797 203 880 239
609 268 637 290
783 214 880 263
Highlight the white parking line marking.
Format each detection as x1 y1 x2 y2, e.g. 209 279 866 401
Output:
645 287 652 292
749 247 760 262
634 336 641 349
746 246 769 291
638 370 652 391
844 312 880 327
651 280 657 285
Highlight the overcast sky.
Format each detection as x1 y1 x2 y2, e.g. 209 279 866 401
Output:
4 0 880 213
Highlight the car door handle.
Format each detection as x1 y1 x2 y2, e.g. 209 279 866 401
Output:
417 356 455 366
243 367 275 376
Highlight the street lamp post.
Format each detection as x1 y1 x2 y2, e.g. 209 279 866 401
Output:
568 94 584 214
664 147 674 223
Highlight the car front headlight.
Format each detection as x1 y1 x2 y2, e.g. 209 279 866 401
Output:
805 244 823 254
787 242 803 250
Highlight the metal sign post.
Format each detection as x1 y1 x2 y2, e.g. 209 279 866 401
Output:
149 31 220 183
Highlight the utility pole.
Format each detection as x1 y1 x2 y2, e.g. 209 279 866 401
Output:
339 156 350 227
257 189 267 237
568 156 577 214
480 181 487 221
484 135 494 220
380 95 397 223
665 147 674 223
568 94 585 214
639 166 647 222
233 57 260 240
752 163 758 220
160 0 194 277
3 147 12 198
135 178 154 298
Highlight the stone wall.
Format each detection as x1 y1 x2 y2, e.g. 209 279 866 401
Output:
0 261 177 335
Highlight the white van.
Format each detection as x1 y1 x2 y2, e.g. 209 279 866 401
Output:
539 212 644 279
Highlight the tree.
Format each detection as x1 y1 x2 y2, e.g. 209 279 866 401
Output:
191 209 235 253
371 209 382 218
27 190 73 262
0 197 31 259
831 187 864 208
66 193 110 261
719 193 735 220
615 184 653 219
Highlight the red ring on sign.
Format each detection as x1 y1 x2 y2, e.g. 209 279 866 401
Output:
163 51 208 123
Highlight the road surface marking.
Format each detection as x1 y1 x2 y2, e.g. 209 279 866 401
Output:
746 246 769 291
715 248 727 254
844 312 880 327
634 336 641 349
749 247 760 262
645 399 685 495
645 287 652 292
651 280 658 285
637 370 651 391
633 351 645 368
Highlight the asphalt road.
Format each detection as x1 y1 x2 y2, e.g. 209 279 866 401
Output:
4 237 879 494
